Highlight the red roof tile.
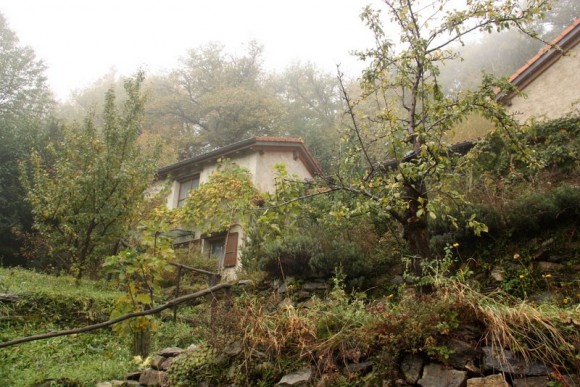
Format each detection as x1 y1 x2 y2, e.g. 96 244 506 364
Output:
507 19 580 89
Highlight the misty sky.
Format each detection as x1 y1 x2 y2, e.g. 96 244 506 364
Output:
1 0 379 101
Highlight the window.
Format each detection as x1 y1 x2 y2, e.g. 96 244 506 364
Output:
177 175 199 207
204 233 238 269
209 238 225 259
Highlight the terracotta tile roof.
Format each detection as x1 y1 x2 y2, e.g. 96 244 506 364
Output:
158 136 322 177
254 136 304 143
506 19 580 91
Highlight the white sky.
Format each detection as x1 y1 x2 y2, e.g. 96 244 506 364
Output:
0 0 379 101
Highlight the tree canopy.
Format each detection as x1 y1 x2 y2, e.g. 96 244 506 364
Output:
322 0 552 275
0 13 54 265
22 73 159 278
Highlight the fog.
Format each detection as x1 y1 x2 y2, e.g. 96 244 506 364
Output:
0 0 379 100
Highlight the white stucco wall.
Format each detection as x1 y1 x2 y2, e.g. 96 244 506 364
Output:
253 150 315 193
507 44 580 123
161 146 317 280
165 149 315 208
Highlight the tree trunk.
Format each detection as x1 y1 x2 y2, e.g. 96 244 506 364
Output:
132 329 151 358
403 180 431 278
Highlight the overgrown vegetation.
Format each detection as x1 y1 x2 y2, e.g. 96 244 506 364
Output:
1 0 579 385
162 271 578 385
20 73 160 280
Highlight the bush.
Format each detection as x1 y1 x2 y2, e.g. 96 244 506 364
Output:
505 185 580 235
248 221 396 289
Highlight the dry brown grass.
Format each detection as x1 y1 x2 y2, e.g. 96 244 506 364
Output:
447 280 579 372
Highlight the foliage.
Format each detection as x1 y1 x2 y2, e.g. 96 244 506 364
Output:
0 267 132 386
245 165 397 287
448 280 579 372
21 73 159 279
324 0 551 275
165 274 471 384
0 326 133 387
0 267 120 327
465 116 579 183
444 116 580 241
0 12 54 266
165 343 229 386
271 61 343 171
177 159 260 235
146 41 283 158
102 202 176 355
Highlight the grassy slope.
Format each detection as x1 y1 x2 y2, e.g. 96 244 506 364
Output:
0 268 134 386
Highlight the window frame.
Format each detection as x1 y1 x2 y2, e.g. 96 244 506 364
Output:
176 174 200 208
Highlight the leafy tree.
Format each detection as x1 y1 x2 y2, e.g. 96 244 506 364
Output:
148 41 283 158
0 13 54 265
22 73 159 279
271 62 343 172
328 0 550 275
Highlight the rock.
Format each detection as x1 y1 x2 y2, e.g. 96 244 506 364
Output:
491 267 505 282
445 338 481 370
302 281 327 291
125 372 141 381
296 290 312 301
512 376 549 387
278 282 288 294
391 275 404 285
157 346 183 357
528 291 556 304
150 355 165 370
278 297 294 309
96 383 112 387
160 357 174 370
224 340 243 356
277 367 312 386
467 374 509 386
138 369 165 386
536 261 563 272
546 255 565 263
0 293 19 302
400 354 424 384
482 347 549 376
540 238 554 248
559 374 580 386
112 381 139 387
418 363 466 387
532 250 549 261
346 361 373 373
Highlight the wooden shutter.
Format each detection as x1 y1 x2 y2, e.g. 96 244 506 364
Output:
223 232 238 268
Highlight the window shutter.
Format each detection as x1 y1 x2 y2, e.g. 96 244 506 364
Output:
223 232 238 268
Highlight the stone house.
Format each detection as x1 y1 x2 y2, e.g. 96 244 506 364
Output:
155 136 322 279
499 19 580 122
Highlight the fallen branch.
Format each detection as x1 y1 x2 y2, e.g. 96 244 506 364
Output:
0 281 235 349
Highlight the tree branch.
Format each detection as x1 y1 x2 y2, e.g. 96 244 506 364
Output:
337 68 375 180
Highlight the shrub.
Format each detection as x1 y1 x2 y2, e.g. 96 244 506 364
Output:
249 221 396 289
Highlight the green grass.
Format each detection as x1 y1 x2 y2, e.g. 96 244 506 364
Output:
0 268 134 386
0 325 134 386
0 267 207 386
0 267 121 300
